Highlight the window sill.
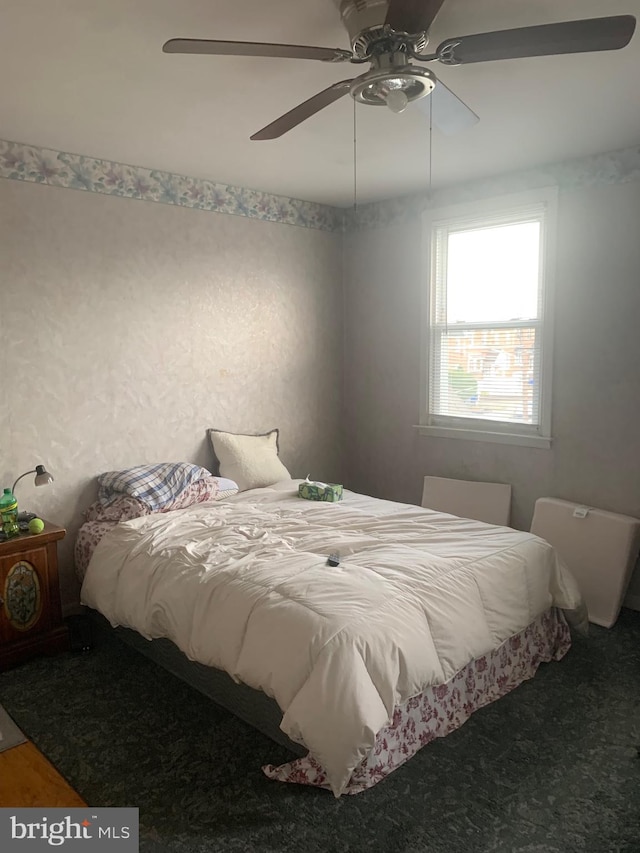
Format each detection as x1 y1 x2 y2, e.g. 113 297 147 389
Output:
415 425 552 449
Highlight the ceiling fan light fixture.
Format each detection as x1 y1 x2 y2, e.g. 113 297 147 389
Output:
350 65 436 108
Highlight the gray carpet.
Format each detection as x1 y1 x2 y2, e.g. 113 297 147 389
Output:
0 609 638 853
0 703 26 752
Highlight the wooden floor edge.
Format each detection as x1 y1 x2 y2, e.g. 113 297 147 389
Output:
0 741 87 807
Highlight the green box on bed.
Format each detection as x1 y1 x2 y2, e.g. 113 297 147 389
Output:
298 481 343 502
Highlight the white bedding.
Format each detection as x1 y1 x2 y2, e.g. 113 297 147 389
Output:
80 479 583 796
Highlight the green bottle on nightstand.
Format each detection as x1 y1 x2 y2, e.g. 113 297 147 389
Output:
0 487 19 538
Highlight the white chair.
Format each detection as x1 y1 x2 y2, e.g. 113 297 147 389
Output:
421 476 512 527
530 498 640 628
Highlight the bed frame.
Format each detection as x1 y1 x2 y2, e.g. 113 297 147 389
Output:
89 610 306 757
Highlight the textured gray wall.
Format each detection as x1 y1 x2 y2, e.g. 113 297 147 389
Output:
0 180 344 609
2 161 639 615
344 180 640 603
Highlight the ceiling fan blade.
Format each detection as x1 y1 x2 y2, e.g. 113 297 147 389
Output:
250 80 354 140
163 38 352 63
416 80 479 135
436 15 636 65
385 0 447 34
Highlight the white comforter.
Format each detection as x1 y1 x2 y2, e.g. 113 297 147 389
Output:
81 480 582 796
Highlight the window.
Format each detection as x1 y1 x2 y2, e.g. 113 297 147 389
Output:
421 188 557 448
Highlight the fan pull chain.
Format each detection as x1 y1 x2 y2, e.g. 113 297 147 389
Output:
353 97 358 222
428 91 433 202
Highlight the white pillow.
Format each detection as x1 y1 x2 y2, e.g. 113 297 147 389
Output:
207 429 291 491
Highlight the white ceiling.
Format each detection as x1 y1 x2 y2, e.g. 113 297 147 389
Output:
2 0 640 207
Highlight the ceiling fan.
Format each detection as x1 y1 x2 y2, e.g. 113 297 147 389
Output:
162 0 636 140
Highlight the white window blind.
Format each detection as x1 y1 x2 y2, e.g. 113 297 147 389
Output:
424 191 556 446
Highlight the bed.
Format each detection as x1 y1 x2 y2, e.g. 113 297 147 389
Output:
78 474 584 797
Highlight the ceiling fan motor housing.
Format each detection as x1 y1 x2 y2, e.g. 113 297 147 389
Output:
335 0 428 57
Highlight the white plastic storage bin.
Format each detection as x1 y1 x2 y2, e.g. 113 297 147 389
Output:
530 498 640 628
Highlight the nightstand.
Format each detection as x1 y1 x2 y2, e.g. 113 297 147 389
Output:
0 521 69 669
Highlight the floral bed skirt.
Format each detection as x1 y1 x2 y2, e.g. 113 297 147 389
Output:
263 607 571 795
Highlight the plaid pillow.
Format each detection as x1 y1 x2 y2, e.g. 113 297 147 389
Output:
98 462 212 510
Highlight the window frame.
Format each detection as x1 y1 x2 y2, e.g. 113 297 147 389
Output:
419 187 558 449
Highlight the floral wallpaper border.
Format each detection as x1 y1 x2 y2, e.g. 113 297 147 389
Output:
0 138 343 233
3 137 640 234
347 144 640 230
